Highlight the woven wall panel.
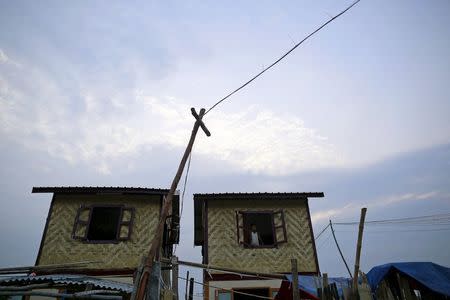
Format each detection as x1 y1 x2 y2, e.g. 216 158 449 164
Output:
207 199 317 273
38 194 160 270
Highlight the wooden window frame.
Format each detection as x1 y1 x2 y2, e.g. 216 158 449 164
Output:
235 210 288 249
72 204 135 243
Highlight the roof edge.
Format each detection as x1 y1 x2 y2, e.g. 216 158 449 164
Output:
193 192 324 200
32 186 171 195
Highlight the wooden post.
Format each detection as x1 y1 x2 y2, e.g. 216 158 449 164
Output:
147 261 161 300
136 108 210 300
172 256 179 300
323 273 329 300
188 278 194 300
184 271 189 300
291 259 300 300
352 207 367 296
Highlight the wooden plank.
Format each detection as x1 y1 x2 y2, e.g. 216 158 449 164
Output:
352 207 367 295
172 256 179 300
291 259 300 300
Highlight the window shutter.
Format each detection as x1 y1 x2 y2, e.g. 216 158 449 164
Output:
118 207 135 241
272 210 288 245
235 211 245 246
72 205 91 240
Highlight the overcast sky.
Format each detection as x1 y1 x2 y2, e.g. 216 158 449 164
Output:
1 0 449 294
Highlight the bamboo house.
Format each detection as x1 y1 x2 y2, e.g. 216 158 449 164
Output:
193 192 324 300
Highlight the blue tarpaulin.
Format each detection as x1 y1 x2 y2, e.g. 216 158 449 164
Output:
285 274 351 297
366 262 450 297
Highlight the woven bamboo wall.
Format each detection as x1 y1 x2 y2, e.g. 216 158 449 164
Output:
37 194 160 270
207 199 317 274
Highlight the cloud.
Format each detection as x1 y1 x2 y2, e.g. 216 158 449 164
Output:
0 49 20 67
0 49 8 64
0 52 343 175
311 191 440 224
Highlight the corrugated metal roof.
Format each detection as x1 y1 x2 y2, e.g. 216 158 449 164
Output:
193 192 324 199
0 274 133 293
32 186 172 195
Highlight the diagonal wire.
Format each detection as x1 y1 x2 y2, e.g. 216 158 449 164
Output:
204 0 361 116
314 223 330 240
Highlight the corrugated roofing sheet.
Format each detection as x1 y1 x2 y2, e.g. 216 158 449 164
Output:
0 274 133 293
32 186 172 195
193 192 324 199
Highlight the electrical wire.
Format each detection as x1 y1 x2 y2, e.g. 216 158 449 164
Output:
333 212 450 226
316 230 333 250
335 227 450 233
314 223 330 240
204 0 361 116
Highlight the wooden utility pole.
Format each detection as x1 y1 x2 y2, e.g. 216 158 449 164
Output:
135 108 210 300
291 259 300 300
352 207 367 296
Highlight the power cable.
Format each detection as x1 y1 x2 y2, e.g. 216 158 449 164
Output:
334 212 450 226
314 223 330 240
329 220 352 278
204 0 361 116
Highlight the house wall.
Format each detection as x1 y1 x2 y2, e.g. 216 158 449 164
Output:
37 194 161 270
207 199 318 274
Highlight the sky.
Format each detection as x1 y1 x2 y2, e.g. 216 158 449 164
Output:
0 0 449 296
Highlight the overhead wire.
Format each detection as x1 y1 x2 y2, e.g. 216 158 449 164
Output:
314 223 330 240
333 212 450 226
204 0 361 116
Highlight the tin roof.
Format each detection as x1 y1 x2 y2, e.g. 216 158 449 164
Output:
193 192 324 199
0 274 133 293
193 192 324 246
32 186 172 195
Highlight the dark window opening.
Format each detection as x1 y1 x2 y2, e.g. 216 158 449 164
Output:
87 207 121 241
243 213 275 247
236 210 287 248
233 288 270 300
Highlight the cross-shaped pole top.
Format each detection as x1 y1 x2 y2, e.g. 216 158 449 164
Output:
191 108 211 137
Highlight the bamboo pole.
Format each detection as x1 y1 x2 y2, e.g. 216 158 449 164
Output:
184 271 189 300
352 207 367 296
136 108 210 300
188 278 194 300
291 259 300 300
